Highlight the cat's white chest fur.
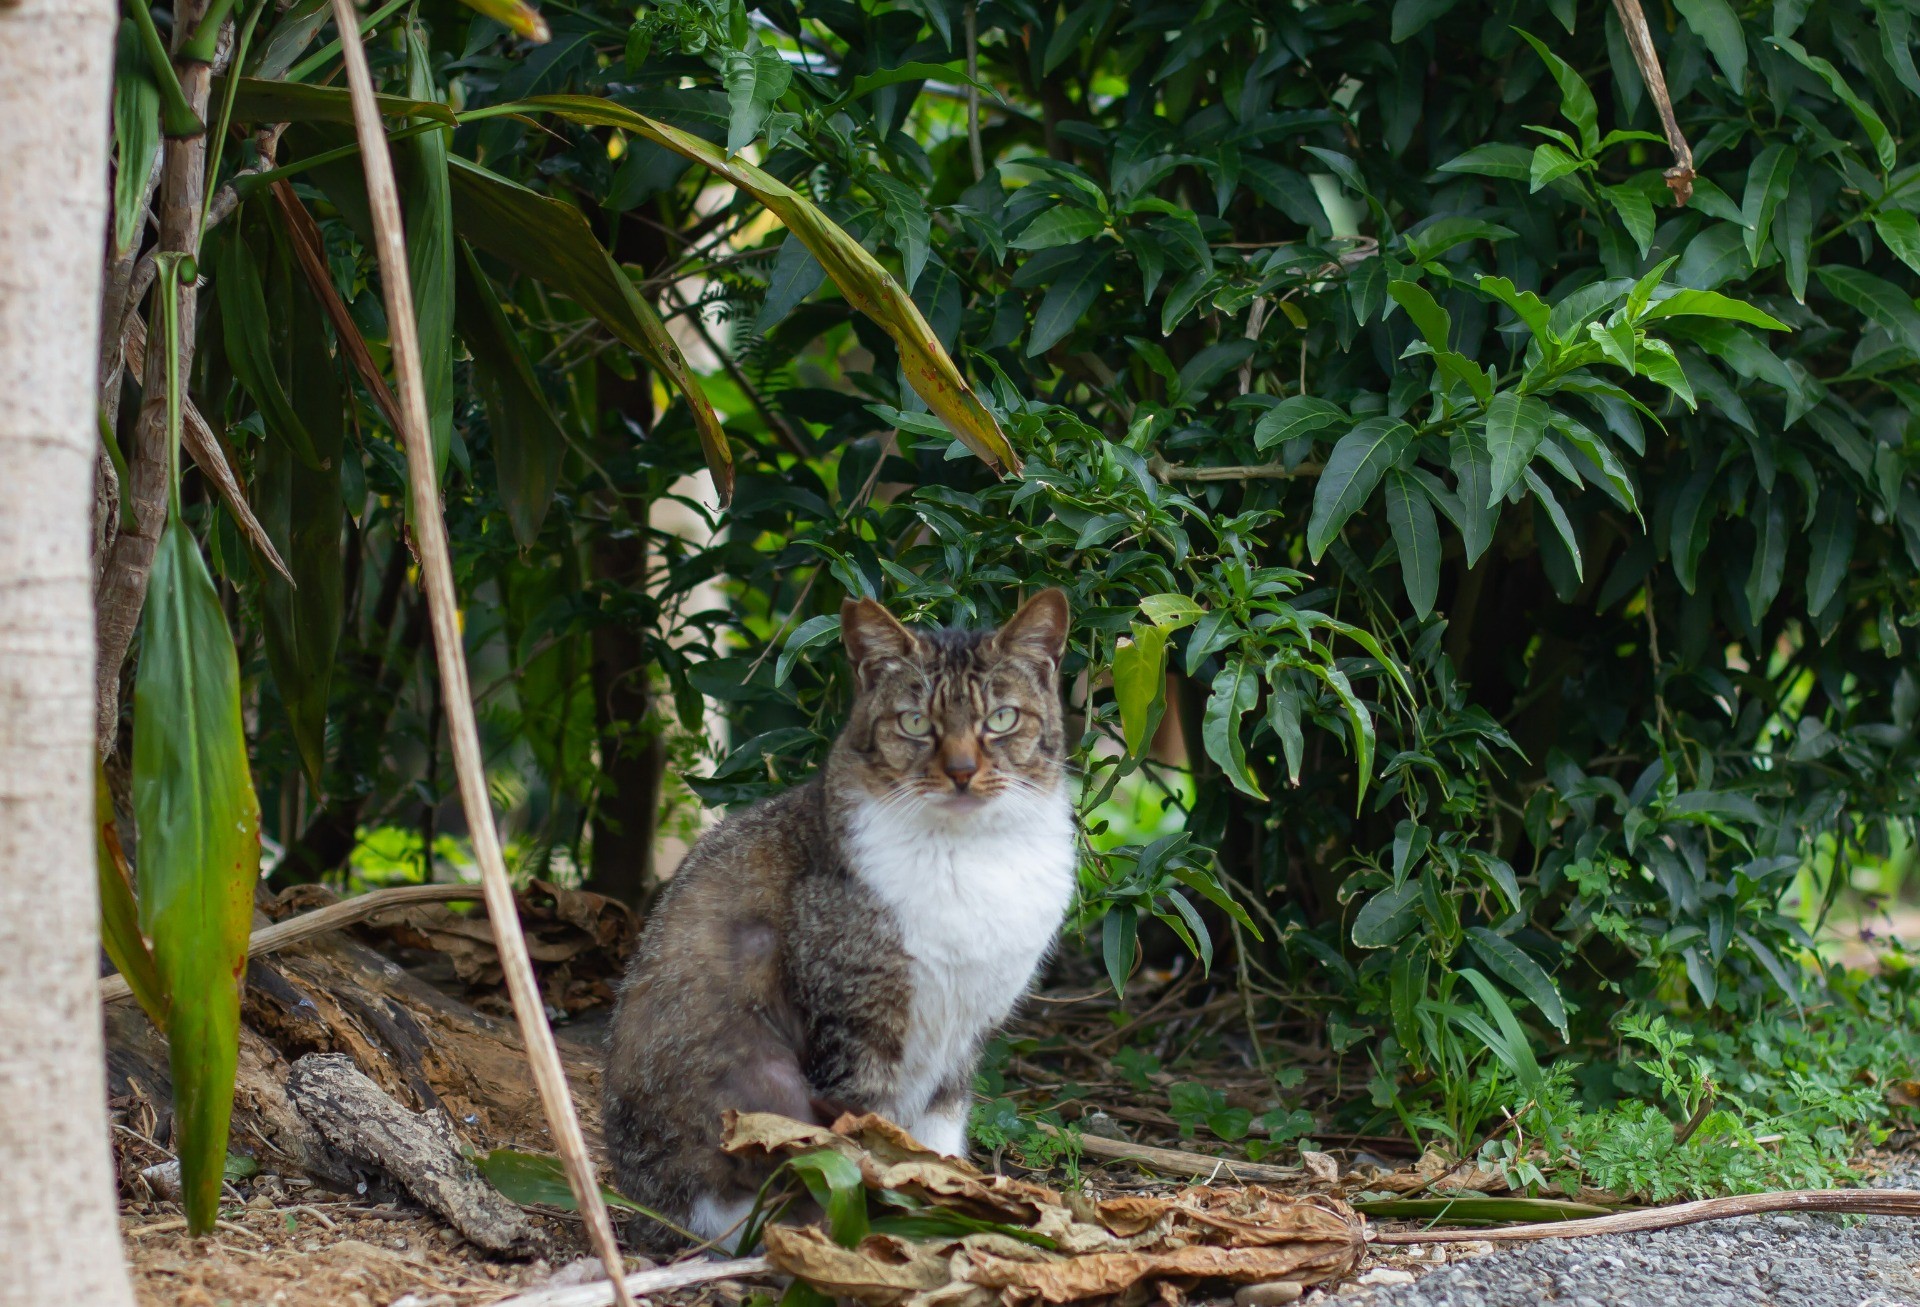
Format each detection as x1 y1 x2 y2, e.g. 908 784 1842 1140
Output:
845 788 1076 1154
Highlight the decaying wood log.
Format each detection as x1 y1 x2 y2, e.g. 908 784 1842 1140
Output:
105 930 608 1203
286 1052 534 1252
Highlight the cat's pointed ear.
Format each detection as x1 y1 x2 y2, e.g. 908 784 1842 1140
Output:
992 589 1070 668
841 597 918 684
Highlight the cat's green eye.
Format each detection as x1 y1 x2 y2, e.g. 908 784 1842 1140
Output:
986 706 1019 733
898 710 932 738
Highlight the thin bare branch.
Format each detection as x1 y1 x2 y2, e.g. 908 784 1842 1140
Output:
1370 1188 1920 1244
327 4 637 1300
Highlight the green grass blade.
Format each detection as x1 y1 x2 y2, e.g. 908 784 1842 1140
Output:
1354 1196 1617 1224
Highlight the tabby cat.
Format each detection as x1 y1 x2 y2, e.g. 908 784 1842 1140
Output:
603 590 1075 1246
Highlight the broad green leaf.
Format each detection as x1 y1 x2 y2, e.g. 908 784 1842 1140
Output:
1815 265 1920 356
96 757 165 1027
758 232 828 332
1010 207 1107 251
1391 0 1460 42
252 266 344 789
1438 143 1533 181
1267 677 1305 784
1203 659 1266 800
1482 392 1548 506
516 95 1019 474
1103 908 1138 997
1807 492 1855 616
1553 417 1640 517
1526 469 1584 582
785 1150 869 1247
1401 216 1515 263
1633 339 1696 407
774 614 842 687
1113 623 1169 757
1600 182 1655 257
1030 249 1114 354
1352 880 1422 949
1384 470 1440 619
444 156 735 499
1308 417 1414 560
1640 288 1789 330
1674 0 1747 94
1140 593 1206 630
211 220 321 469
1254 396 1346 451
1775 185 1812 302
112 20 162 259
135 521 262 1236
1872 210 1920 277
831 60 1000 110
1528 141 1587 192
1465 927 1569 1039
1739 144 1796 265
1389 943 1427 1063
1448 429 1497 565
1517 29 1600 153
455 243 566 549
1477 275 1553 343
1768 36 1897 170
1386 280 1451 350
724 47 792 154
404 28 455 484
1745 491 1788 618
1305 661 1376 809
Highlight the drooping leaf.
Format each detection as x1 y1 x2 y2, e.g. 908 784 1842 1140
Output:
134 522 262 1234
1203 658 1266 800
112 20 162 259
217 75 456 127
1029 249 1114 355
1113 623 1169 758
514 95 1020 474
404 26 455 484
212 219 322 469
1308 417 1414 559
1253 395 1346 450
1674 0 1747 94
1384 469 1440 619
96 757 166 1027
252 262 345 788
455 243 568 549
1482 391 1549 507
445 156 734 500
1465 926 1569 1040
1352 880 1423 949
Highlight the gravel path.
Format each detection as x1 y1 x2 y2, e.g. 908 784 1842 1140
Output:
1353 1165 1920 1307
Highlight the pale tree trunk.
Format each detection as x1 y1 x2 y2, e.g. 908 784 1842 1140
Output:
0 0 139 1303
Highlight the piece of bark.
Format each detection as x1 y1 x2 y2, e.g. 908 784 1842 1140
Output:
286 1052 534 1252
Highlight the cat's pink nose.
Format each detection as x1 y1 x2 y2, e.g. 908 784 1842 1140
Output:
943 756 978 788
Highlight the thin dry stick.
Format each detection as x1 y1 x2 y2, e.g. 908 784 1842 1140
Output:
964 2 984 181
486 1255 774 1307
1039 1124 1304 1186
1609 0 1694 205
326 4 636 1301
1369 1188 1920 1244
98 881 482 1004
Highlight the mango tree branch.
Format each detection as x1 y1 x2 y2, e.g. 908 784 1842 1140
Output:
326 4 636 1301
1608 0 1695 205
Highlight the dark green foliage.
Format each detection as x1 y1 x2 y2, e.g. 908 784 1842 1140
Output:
136 0 1920 1156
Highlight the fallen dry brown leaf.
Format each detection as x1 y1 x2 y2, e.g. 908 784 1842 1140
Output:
727 1112 1363 1307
